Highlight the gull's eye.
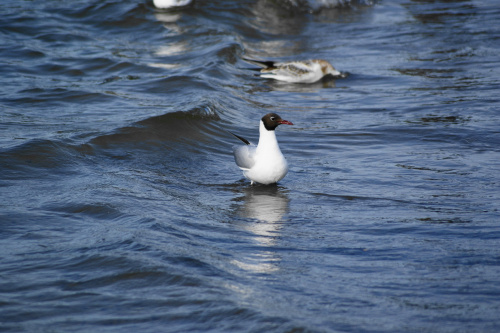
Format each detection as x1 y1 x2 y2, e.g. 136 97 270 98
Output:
270 117 275 121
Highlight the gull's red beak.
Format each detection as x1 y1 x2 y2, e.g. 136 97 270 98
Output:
278 120 294 126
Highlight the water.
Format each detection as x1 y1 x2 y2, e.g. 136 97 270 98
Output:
1 0 500 332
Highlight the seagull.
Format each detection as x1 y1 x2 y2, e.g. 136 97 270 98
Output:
231 113 294 185
244 58 343 83
153 0 192 9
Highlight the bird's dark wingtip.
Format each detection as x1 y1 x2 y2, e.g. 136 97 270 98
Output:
242 57 275 69
228 131 251 145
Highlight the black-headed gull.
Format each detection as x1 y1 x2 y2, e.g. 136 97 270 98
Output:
232 113 293 185
244 58 343 83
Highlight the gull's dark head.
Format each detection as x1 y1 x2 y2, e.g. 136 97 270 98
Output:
261 113 294 131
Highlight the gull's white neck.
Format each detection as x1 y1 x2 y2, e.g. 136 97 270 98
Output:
257 120 280 153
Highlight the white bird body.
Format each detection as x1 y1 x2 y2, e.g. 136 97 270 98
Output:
153 0 192 9
244 59 342 83
232 114 293 185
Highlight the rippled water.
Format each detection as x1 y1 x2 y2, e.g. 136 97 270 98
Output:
1 0 500 332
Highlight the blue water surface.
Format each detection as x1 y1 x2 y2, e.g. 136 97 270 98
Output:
1 0 499 332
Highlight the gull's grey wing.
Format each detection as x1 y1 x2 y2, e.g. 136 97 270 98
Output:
272 61 314 75
261 61 319 82
233 144 256 170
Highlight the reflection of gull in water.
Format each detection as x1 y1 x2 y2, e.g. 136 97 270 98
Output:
232 186 289 273
149 40 188 69
265 76 341 92
239 186 289 225
155 41 189 56
153 6 185 34
154 11 182 25
149 9 188 70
